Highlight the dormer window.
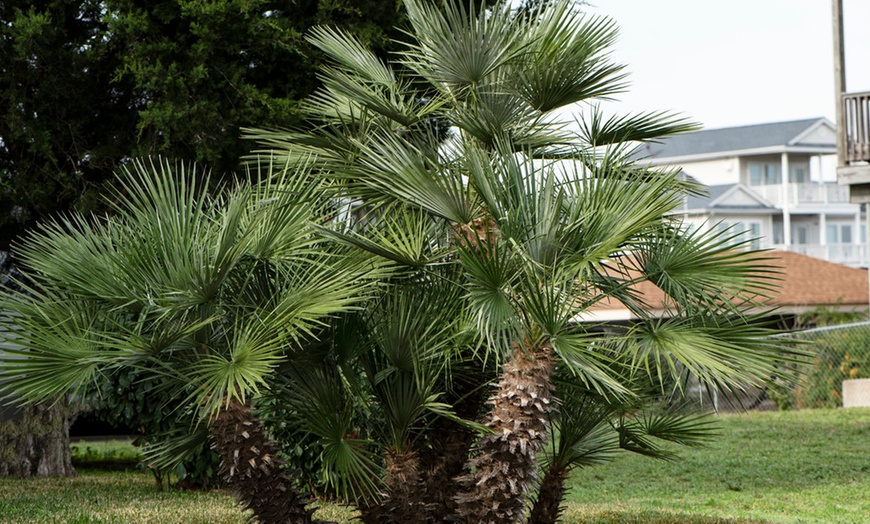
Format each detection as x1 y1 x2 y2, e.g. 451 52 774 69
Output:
748 163 780 185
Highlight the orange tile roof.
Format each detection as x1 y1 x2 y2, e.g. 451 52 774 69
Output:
763 251 868 307
587 250 868 318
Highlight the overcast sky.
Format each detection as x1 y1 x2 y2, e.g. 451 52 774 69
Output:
582 0 870 131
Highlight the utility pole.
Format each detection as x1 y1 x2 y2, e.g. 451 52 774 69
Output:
833 0 846 168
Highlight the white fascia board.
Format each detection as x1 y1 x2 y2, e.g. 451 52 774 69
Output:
695 208 778 216
573 309 634 322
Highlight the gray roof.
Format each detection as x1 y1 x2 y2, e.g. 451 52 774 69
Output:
640 118 833 160
686 184 733 209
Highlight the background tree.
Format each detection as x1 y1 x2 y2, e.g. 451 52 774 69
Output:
0 0 409 480
0 0 411 249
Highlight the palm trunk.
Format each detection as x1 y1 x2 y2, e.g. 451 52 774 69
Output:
369 449 427 524
417 365 491 523
417 422 477 522
527 463 570 524
209 400 321 524
453 344 556 524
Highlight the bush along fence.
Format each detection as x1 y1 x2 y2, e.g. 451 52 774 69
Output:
775 321 870 409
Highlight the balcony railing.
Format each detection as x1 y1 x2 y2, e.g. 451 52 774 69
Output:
773 243 867 267
843 91 870 164
751 183 850 207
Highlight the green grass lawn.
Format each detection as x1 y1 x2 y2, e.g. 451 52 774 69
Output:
0 408 867 523
563 408 870 524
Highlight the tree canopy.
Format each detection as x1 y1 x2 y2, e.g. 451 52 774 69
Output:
0 0 407 248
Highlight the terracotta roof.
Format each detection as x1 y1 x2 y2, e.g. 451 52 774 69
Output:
765 251 868 308
586 250 867 319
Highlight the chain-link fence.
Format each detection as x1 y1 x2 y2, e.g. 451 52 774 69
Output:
775 321 870 409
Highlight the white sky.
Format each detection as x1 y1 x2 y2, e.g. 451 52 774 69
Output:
583 0 870 131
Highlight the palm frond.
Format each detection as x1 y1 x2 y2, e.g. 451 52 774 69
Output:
632 222 781 314
511 3 627 112
0 288 114 403
576 106 700 147
403 0 523 89
626 315 803 396
315 203 449 268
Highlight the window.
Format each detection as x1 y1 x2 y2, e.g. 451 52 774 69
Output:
826 223 854 244
789 166 807 183
748 163 780 185
717 220 762 250
796 226 808 245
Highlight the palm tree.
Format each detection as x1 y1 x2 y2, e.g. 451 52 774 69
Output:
0 158 384 523
246 1 799 522
528 366 718 524
265 245 496 524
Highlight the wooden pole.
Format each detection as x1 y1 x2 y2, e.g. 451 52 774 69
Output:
833 0 846 168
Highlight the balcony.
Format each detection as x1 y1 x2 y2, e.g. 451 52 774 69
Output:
774 243 867 267
843 91 870 163
751 183 850 207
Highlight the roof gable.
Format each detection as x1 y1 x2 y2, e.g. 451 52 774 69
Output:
790 119 837 147
686 184 773 210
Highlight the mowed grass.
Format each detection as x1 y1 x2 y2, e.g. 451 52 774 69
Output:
0 408 867 523
563 407 870 524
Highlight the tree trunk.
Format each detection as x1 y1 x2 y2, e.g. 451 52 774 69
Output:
453 344 556 524
0 397 75 477
358 449 426 524
209 400 330 524
527 462 570 524
417 364 490 523
417 422 477 523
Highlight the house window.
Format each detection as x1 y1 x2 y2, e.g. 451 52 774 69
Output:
796 226 808 245
789 166 807 183
717 220 762 250
748 163 780 186
826 224 853 244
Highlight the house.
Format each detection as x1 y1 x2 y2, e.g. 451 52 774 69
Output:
637 118 867 267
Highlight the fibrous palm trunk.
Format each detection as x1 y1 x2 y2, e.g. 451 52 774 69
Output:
453 344 556 524
367 449 427 524
527 462 570 524
417 366 491 523
418 422 478 522
209 400 321 524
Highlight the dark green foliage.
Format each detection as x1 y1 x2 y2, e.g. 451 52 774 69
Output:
0 0 135 248
85 367 221 487
0 0 408 248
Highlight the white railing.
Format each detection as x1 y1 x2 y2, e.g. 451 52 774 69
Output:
752 183 850 207
774 243 867 267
